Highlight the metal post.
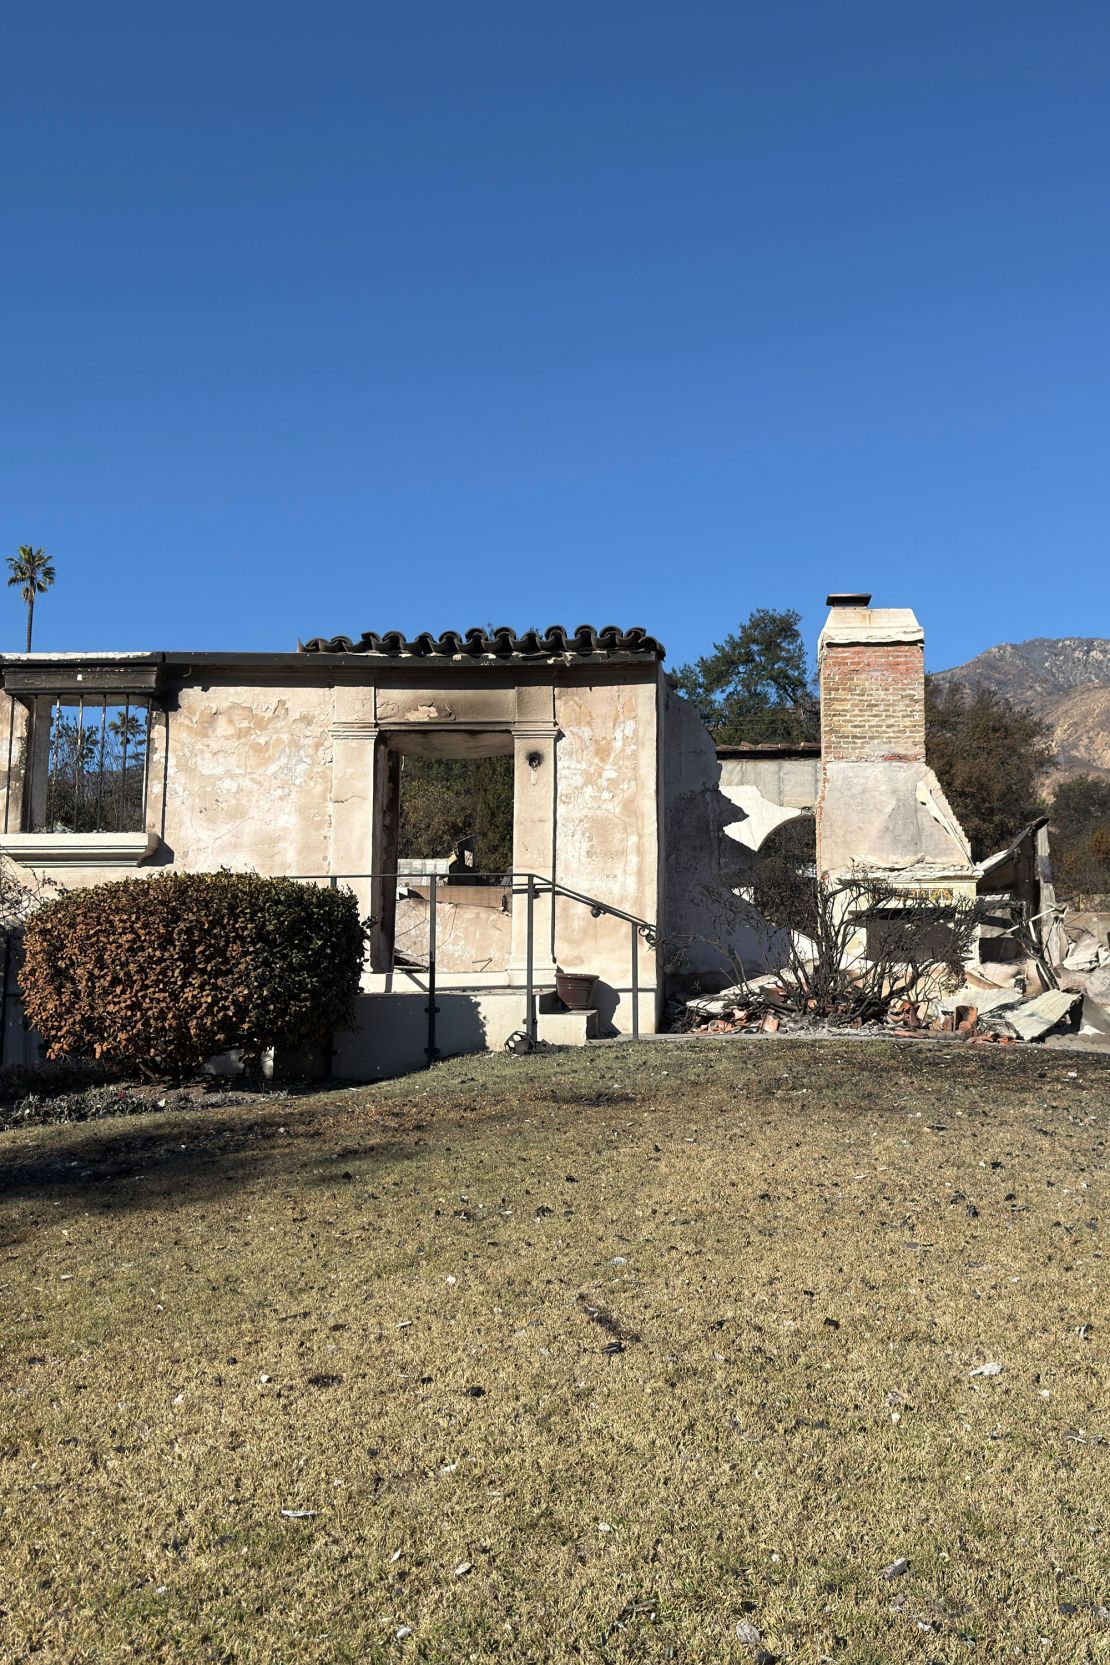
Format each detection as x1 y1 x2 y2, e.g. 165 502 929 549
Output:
631 922 640 1041
118 698 131 831
94 699 108 831
3 692 15 835
525 873 537 1047
425 874 438 1067
140 699 153 826
74 695 84 830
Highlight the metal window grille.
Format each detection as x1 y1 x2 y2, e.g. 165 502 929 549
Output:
28 694 153 833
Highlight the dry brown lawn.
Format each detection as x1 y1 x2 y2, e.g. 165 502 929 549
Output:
1 1037 1108 1664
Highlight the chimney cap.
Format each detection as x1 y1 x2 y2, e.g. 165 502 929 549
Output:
826 592 872 607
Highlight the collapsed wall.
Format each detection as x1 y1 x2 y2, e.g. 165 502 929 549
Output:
661 685 766 986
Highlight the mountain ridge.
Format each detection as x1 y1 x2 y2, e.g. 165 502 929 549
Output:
933 637 1110 779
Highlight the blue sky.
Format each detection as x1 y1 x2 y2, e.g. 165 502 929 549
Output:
3 1 1108 672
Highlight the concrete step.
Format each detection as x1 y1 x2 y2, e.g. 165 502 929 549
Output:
537 1007 599 1046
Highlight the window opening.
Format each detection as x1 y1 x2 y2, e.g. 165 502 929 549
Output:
31 694 152 832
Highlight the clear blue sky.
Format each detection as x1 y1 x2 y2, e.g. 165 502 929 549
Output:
3 1 1108 672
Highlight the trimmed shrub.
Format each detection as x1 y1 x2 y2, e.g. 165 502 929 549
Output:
20 871 367 1073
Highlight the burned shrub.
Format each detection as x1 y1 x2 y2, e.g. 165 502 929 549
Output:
20 871 367 1074
757 870 982 1022
682 863 983 1027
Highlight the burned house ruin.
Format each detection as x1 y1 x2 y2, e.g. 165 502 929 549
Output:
0 596 1067 1074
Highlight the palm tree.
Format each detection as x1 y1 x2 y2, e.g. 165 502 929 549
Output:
7 545 56 652
108 710 146 749
107 708 148 829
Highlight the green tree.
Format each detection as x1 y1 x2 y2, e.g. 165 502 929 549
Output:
923 679 1052 859
6 545 56 652
673 608 818 744
398 755 514 874
1048 773 1110 898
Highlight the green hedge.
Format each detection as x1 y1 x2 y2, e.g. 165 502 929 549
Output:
20 872 367 1073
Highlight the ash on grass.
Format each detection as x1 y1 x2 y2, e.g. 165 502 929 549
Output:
1 1040 1107 1663
0 1062 340 1135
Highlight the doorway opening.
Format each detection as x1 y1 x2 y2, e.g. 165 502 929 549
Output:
382 733 516 976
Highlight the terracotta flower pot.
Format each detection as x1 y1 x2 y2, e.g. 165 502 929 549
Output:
555 971 599 1011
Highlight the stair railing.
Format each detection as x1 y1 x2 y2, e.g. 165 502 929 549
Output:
292 870 658 1066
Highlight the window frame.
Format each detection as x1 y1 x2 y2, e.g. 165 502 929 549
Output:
1 662 162 863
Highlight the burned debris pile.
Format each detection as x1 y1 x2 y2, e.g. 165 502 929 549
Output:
675 907 1110 1052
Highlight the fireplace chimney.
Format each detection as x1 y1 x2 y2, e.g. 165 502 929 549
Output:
815 596 974 889
818 599 925 765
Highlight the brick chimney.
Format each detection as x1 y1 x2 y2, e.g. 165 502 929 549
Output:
818 594 926 764
816 595 975 888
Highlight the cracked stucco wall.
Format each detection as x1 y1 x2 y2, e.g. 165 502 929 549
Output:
552 678 660 1022
150 684 334 875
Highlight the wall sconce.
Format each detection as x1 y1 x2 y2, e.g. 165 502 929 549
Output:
526 750 543 772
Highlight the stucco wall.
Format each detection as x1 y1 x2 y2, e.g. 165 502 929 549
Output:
717 754 820 812
818 758 974 881
0 661 669 1057
552 676 661 1030
0 696 31 830
153 683 334 875
0 682 335 890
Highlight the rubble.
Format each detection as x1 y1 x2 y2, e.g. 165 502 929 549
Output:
964 963 1023 991
683 994 735 1019
1081 996 1110 1037
1062 937 1106 973
1058 963 1110 1003
1044 1033 1110 1055
1061 911 1110 951
1001 989 1082 1043
673 597 1109 1058
683 973 797 1031
939 984 1024 1019
676 959 1098 1051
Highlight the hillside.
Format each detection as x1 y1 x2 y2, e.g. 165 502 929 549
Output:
934 637 1110 779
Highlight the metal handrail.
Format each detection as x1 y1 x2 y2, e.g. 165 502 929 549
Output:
533 875 658 940
292 869 656 931
288 869 657 1065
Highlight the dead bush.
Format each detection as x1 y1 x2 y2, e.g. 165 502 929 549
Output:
683 865 983 1025
19 871 367 1074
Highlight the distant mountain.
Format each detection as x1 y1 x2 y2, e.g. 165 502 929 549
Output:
933 638 1110 779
